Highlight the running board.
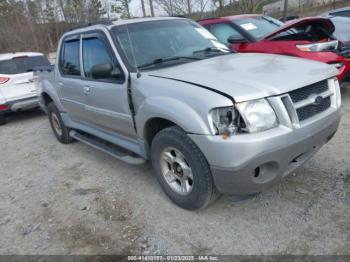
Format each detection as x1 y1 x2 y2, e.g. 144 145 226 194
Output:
69 130 146 165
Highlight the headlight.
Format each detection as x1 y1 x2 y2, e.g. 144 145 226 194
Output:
236 99 278 133
296 40 338 52
210 106 242 136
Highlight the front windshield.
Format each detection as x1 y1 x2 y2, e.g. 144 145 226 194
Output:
111 19 229 70
233 16 283 39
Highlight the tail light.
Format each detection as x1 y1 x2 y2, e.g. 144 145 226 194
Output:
0 104 9 111
0 77 9 84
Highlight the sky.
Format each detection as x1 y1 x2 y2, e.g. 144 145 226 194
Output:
105 0 218 18
129 0 167 17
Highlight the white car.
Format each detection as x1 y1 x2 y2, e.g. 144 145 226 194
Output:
0 52 50 125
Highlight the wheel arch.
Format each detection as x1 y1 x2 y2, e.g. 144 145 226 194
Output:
41 92 53 106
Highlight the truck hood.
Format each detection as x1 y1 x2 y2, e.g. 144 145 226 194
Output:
148 53 338 102
263 17 335 40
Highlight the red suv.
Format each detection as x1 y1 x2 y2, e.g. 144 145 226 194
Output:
199 15 350 87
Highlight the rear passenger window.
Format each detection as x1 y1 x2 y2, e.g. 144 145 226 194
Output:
60 40 80 76
82 37 114 79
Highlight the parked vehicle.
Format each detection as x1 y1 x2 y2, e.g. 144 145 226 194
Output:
35 17 341 210
321 7 350 18
321 7 350 57
199 15 350 87
0 52 50 125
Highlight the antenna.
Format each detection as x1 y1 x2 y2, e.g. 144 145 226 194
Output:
125 24 141 78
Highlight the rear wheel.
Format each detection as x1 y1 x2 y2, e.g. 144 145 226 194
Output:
151 126 219 210
47 102 74 144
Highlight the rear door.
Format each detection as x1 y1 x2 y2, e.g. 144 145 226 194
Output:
80 31 136 139
58 35 88 123
0 56 50 102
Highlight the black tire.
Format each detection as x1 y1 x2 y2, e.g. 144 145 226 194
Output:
47 102 74 144
151 126 220 210
0 115 6 126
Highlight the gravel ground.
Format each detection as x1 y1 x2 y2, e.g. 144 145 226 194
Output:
0 87 349 255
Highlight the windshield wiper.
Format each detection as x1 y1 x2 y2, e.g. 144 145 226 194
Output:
193 47 232 55
138 56 201 69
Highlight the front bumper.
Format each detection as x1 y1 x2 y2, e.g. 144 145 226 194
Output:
189 108 341 195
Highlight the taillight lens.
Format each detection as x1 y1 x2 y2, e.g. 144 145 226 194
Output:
0 104 9 111
0 77 9 84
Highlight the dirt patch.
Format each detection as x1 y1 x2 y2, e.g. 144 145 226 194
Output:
56 223 113 253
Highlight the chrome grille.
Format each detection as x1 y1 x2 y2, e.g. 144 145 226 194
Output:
289 80 329 103
296 97 331 121
288 80 332 122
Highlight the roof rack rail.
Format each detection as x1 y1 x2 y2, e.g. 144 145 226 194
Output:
68 20 113 31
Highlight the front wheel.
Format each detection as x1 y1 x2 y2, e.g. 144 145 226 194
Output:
47 102 74 144
151 126 219 210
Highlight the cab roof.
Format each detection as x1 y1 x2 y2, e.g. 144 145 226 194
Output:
110 16 185 27
66 17 187 35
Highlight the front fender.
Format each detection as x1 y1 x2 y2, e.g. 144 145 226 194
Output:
39 79 64 112
135 96 212 138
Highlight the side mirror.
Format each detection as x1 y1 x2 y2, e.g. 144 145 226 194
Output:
111 67 123 78
227 35 247 44
91 63 122 79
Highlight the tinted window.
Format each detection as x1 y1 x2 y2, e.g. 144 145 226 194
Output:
207 23 243 45
82 37 114 79
233 16 283 39
0 56 50 75
60 40 80 76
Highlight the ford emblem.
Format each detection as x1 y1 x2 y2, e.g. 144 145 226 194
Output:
313 96 324 106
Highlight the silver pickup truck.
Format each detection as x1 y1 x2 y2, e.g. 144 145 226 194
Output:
35 17 341 210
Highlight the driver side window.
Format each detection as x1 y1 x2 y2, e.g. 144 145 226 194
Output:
82 37 117 79
207 23 243 45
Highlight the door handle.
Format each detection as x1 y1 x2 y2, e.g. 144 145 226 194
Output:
83 86 91 95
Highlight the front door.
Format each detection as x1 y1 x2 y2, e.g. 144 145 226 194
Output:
80 32 136 139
